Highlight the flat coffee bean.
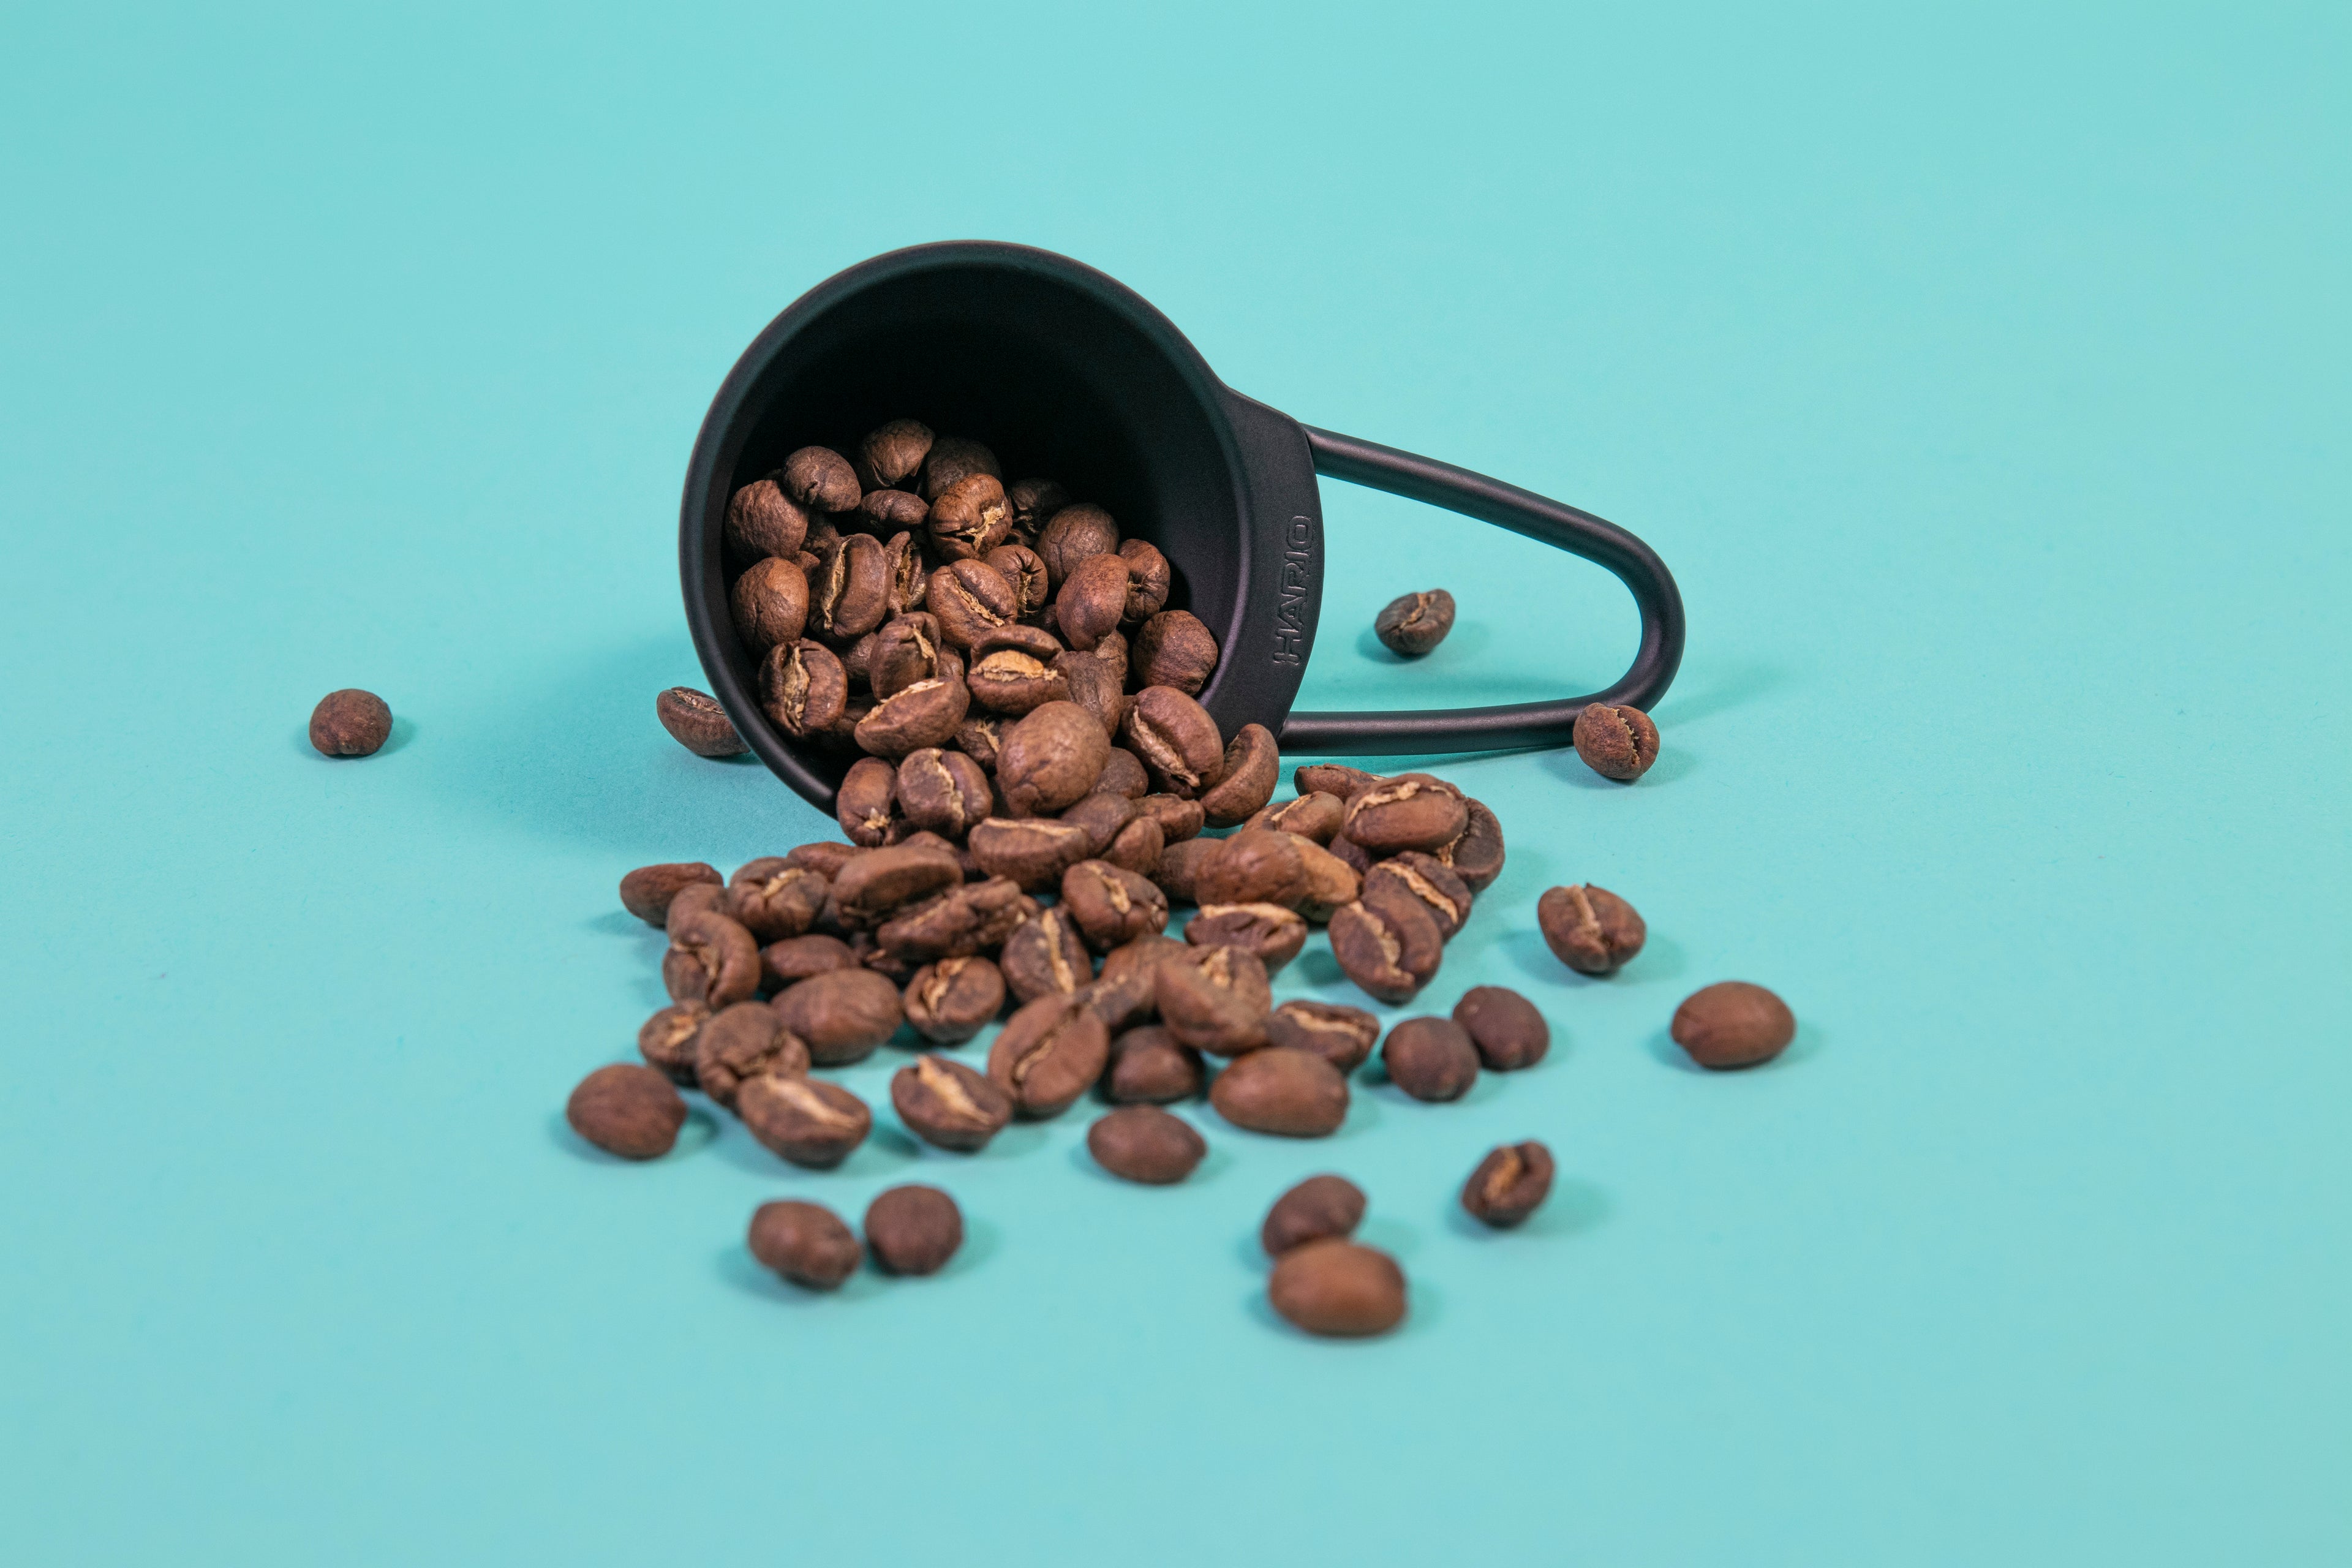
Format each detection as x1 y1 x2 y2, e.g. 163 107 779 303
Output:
857 418 934 491
1060 859 1169 951
1438 797 1506 892
895 747 992 837
782 445 860 511
1342 774 1467 854
620 861 722 926
865 1185 964 1275
926 558 1018 650
876 877 1030 962
747 1199 862 1291
1670 981 1796 1069
1123 686 1224 799
892 1054 1014 1152
965 649 1069 715
1193 828 1309 907
902 955 1007 1044
309 688 393 757
1087 1106 1207 1184
1291 837 1362 922
638 1000 711 1085
987 993 1111 1117
1572 702 1660 782
1133 610 1219 695
809 534 889 640
1292 764 1383 802
565 1064 687 1159
1084 933 1188 1033
1451 986 1550 1071
1536 884 1646 974
1199 724 1279 827
1461 1140 1555 1227
1245 791 1345 844
1268 1240 1407 1336
739 1073 870 1169
1265 1000 1379 1072
928 472 1014 561
1155 944 1273 1056
1036 503 1120 589
725 474 810 560
998 700 1112 815
854 675 970 760
663 908 763 1008
1000 907 1093 1005
725 857 829 941
1185 903 1308 974
1327 898 1442 1006
1209 1047 1349 1137
1374 588 1455 656
1103 1024 1205 1102
770 968 905 1066
1361 852 1472 941
969 816 1095 892
784 841 859 878
1133 793 1205 843
830 844 963 925
730 556 810 654
1381 1016 1480 1102
760 933 858 989
657 686 747 758
758 639 847 737
1261 1173 1368 1256
695 1001 810 1109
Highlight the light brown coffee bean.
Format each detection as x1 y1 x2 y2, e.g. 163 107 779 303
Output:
1185 903 1308 974
1265 1000 1379 1072
1381 1016 1479 1102
902 955 1007 1044
965 648 1069 714
1291 837 1361 922
565 1063 687 1159
987 992 1112 1117
620 862 722 926
854 676 970 760
731 556 812 655
760 934 858 990
858 418 934 491
1103 1023 1204 1102
1537 883 1646 974
1452 986 1550 1071
1210 1047 1349 1136
695 1001 811 1109
1671 981 1796 1068
1461 1140 1555 1227
1293 764 1383 801
1155 943 1273 1055
638 1000 711 1084
1087 1106 1206 1184
1123 686 1224 798
726 474 811 560
892 1053 1014 1152
1246 791 1344 843
865 1185 963 1275
771 968 905 1065
1102 814 1164 876
739 1072 870 1168
927 558 1018 650
894 747 992 837
1572 702 1660 782
782 445 859 511
968 816 1095 892
724 857 829 941
1261 1173 1366 1254
928 472 1014 561
1199 724 1278 827
1193 829 1308 909
657 686 747 758
998 700 1111 814
748 1199 862 1289
1343 773 1468 854
663 908 763 1007
1133 794 1205 843
1036 503 1120 589
1268 1240 1406 1336
1133 609 1219 695
1060 859 1169 951
1327 898 1441 1005
1000 907 1094 1005
758 638 848 737
1361 852 1472 941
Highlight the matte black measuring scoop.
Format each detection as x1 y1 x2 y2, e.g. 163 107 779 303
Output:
680 241 1684 813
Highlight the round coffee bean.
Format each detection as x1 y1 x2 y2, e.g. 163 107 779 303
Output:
867 613 949 699
1087 1106 1206 1185
1103 1024 1205 1103
784 841 859 878
1572 702 1660 782
1451 986 1550 1071
1374 589 1455 656
565 1063 687 1159
892 1054 1014 1152
748 1199 862 1290
952 713 1005 772
1265 1000 1379 1072
983 543 1050 616
1116 538 1170 622
1060 791 1136 856
895 747 992 837
862 489 930 537
1093 747 1150 801
998 700 1111 815
1104 815 1164 876
927 558 1018 650
865 1185 963 1275
731 556 810 654
758 639 847 737
620 861 722 926
1133 610 1219 695
1123 686 1224 799
1061 859 1169 952
1210 1047 1348 1136
928 472 1014 562
1537 884 1646 975
725 858 829 941
663 880 728 933
663 908 762 1008
1671 981 1796 1068
1185 903 1308 974
1439 797 1506 892
309 688 392 757
771 968 904 1066
858 418 934 491
656 686 747 758
1461 1140 1555 1227
902 955 1006 1044
1342 774 1467 855
726 475 810 560
782 445 859 511
1269 1240 1406 1336
987 993 1110 1117
1156 944 1273 1056
1261 1173 1366 1255
1199 724 1279 827
695 1001 810 1109
854 675 970 760
1134 793 1205 843
837 756 900 846
1327 898 1441 1005
760 934 858 989
1194 828 1309 908
1006 477 1070 540
1036 502 1120 589
1000 907 1093 1005
739 1073 870 1169
1361 852 1472 941
1381 1016 1479 1102
638 1000 710 1085
965 648 1069 715
1050 551 1127 651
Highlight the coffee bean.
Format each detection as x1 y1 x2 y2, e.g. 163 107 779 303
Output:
1102 814 1164 877
1293 764 1382 802
748 1199 862 1289
1374 589 1455 656
785 841 859 878
876 876 1029 962
854 675 970 760
566 1063 687 1159
867 613 948 699
1116 538 1170 622
739 1072 870 1168
1060 859 1169 951
1087 1106 1206 1184
663 908 763 1007
851 932 918 982
771 968 905 1066
1133 793 1204 845
1151 836 1221 905
1451 986 1550 1071
861 488 930 536
1058 791 1135 856
620 862 722 926
1000 907 1093 1005
1133 610 1219 695
1381 1016 1479 1102
856 418 934 491
895 747 992 837
656 686 747 758
1210 1047 1348 1136
921 435 1000 501
982 543 1050 616
308 688 392 757
1103 1024 1205 1102
1291 837 1362 922
1185 903 1308 974
988 992 1110 1117
782 445 860 511
815 533 893 639
1084 933 1187 1032
1268 1240 1406 1336
1123 686 1224 798
1343 774 1467 854
1156 944 1273 1055
969 816 1095 892
1260 1176 1365 1260
664 880 728 933
902 955 1007 1044
1085 627 1129 687
1327 899 1440 1005
830 843 963 925
1006 477 1071 540
760 934 858 989
1052 551 1129 651
727 475 811 560
965 648 1069 715
892 1053 1014 1152
695 1001 811 1108
759 639 848 737
926 558 1018 650
1195 829 1310 909
928 472 1014 562
1438 797 1506 892
638 1000 711 1084
1536 884 1646 974
836 757 900 846
865 1185 963 1275
731 556 810 654
725 857 829 941
1036 503 1120 589
1265 1000 1379 1072
1361 853 1472 941
1461 1140 1555 1227
1199 724 1279 827
952 713 1005 772
1246 791 1344 843
1672 981 1795 1068
1092 747 1150 801
998 700 1111 814
1572 702 1660 782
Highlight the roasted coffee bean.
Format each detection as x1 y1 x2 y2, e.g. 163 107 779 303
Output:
855 675 970 760
999 907 1093 1004
695 1001 810 1108
881 878 1027 965
1261 1173 1367 1254
1088 627 1129 686
858 418 934 491
822 696 874 752
1055 551 1130 650
1268 1240 1406 1336
771 968 904 1065
1194 828 1310 908
1102 814 1164 876
1035 502 1120 589
1327 898 1441 1005
1124 686 1224 798
1058 791 1136 856
1054 643 1129 740
902 955 1007 1044
665 880 728 933
987 992 1111 1117
1199 724 1278 827
1246 791 1344 843
1537 884 1646 974
809 533 891 639
952 713 1005 772
831 843 963 925
962 815 1084 890
1671 981 1796 1069
1133 609 1219 695
892 1053 1014 1152
759 639 848 737
1294 764 1383 801
566 1063 687 1159
1361 853 1472 941
1574 701 1661 781
748 1199 862 1289
1133 794 1205 843
928 472 1013 562
1091 747 1149 801
894 747 992 837
794 547 822 575
921 436 1000 502
852 932 918 982
1451 986 1550 1071
620 861 722 926
760 934 859 989
1265 1000 1379 1073
731 556 810 654
1211 1047 1349 1136
782 445 859 511
965 648 1069 714
1374 589 1455 656
656 686 747 758
1438 797 1506 891
1381 1016 1479 1102
867 614 948 699
879 527 930 614
1343 774 1468 854
1328 832 1373 877
927 558 1017 650
1186 903 1308 974
739 1073 870 1168
1291 837 1362 922
862 489 934 543
785 841 859 878
726 474 811 560
638 1000 711 1084
1103 1023 1204 1102
998 700 1111 814
664 908 763 1007
1087 1106 1206 1184
866 1184 963 1274
1005 477 1070 541
1461 1140 1555 1227
309 688 393 756
1152 836 1220 905
1156 944 1273 1056
974 622 1063 663
1115 538 1170 622
983 543 1050 616
725 857 829 941
1083 933 1186 1031
835 757 900 846
1061 859 1169 951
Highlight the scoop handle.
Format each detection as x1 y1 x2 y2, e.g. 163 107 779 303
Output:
1278 426 1685 755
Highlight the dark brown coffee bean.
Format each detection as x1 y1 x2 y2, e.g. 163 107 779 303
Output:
655 686 747 758
1087 1106 1205 1184
1194 828 1310 908
1035 502 1120 589
878 528 930 616
1197 723 1278 827
902 955 1006 1044
1435 797 1505 891
1086 747 1146 801
664 908 762 1007
1124 686 1224 799
1155 943 1273 1055
1133 610 1219 695
878 877 1030 962
1061 859 1169 951
730 556 810 654
770 968 904 1065
809 533 891 639
1293 764 1382 801
966 816 1091 892
856 418 933 491
1261 1173 1366 1254
1103 1023 1204 1102
1361 853 1472 941
695 1001 811 1108
748 1199 862 1289
982 543 1050 616
1268 1240 1406 1336
1151 836 1221 905
727 475 811 560
1572 701 1661 782
739 1073 870 1168
620 862 722 926
851 931 918 982
973 622 1061 662
894 747 990 837
921 436 1000 502
1115 538 1170 622
1374 589 1455 656
1449 986 1550 1072
1084 933 1186 1031
830 844 963 925
965 648 1069 715
1101 814 1164 876
1292 837 1362 922
835 756 899 846
1327 831 1373 878
951 713 1005 772
784 841 859 878
1672 982 1796 1068
865 1185 963 1275
1058 791 1136 856
1461 1139 1555 1227
759 639 848 737
1134 794 1205 843
998 700 1110 814
1265 1000 1379 1072
926 558 1017 650
1054 551 1129 650
856 490 928 540
1005 477 1070 541
1343 773 1468 854
1381 1016 1479 1102
1053 643 1130 741
1536 884 1646 974
866 614 947 699
1087 627 1129 685
1211 1047 1349 1136
1327 898 1441 1005
308 688 392 756
1186 903 1308 974
927 472 1013 562
760 934 858 989
565 1063 687 1159
722 858 827 941
638 1000 710 1084
999 907 1093 1005
1246 791 1344 844
892 1053 1014 1152
782 445 859 511
664 880 728 933
987 993 1111 1117
854 675 970 760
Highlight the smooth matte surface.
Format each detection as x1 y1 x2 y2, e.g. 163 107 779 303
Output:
1 6 2343 1566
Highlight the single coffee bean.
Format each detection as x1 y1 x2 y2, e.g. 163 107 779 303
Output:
309 688 393 757
1000 907 1094 1005
1186 903 1308 974
1102 814 1164 876
1087 627 1129 685
1361 852 1473 941
855 675 970 760
655 686 747 758
952 713 1005 772
1151 836 1221 905
724 857 829 941
1671 981 1796 1068
1124 686 1224 799
1265 1001 1379 1072
812 533 892 639
1438 797 1506 892
1060 859 1169 951
1343 773 1468 854
1133 609 1219 695
866 613 948 699
731 556 811 654
1327 898 1441 1005
1199 724 1279 827
1374 588 1456 656
664 908 763 1007
565 1063 687 1159
880 527 931 614
1381 1016 1479 1102
760 933 858 989
920 436 1000 502
865 1185 963 1275
902 955 1007 1044
771 968 904 1066
1246 791 1344 843
748 1199 862 1289
1268 1240 1406 1336
965 648 1069 715
835 756 900 846
830 843 963 925
1104 1023 1205 1102
894 747 992 837
759 639 848 737
784 841 859 878
1461 1139 1555 1227
620 861 722 926
782 445 859 511
1054 643 1129 740
1536 884 1646 974
664 880 728 933
976 622 1064 663
926 558 1017 650
1035 502 1120 589
1293 764 1383 801
982 543 1050 616
1115 538 1170 622
877 877 1030 960
1084 933 1186 1031
860 489 930 538
1058 790 1136 855
857 417 933 491
1087 1106 1206 1184
1088 747 1148 801
968 816 1095 892
892 1053 1014 1152
852 931 918 981
998 700 1112 815
1572 702 1661 782
1327 829 1373 878
1156 943 1273 1055
987 992 1110 1117
638 1000 711 1084
928 472 1014 562
1261 1173 1367 1255
1133 793 1205 843
1194 828 1310 908
1291 837 1362 922
727 474 811 560
739 1072 870 1168
695 1001 811 1109
1054 551 1131 650
1005 476 1071 541
1451 986 1550 1071
1211 1048 1349 1136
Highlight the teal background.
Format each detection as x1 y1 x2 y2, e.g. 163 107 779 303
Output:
2 3 2345 1562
